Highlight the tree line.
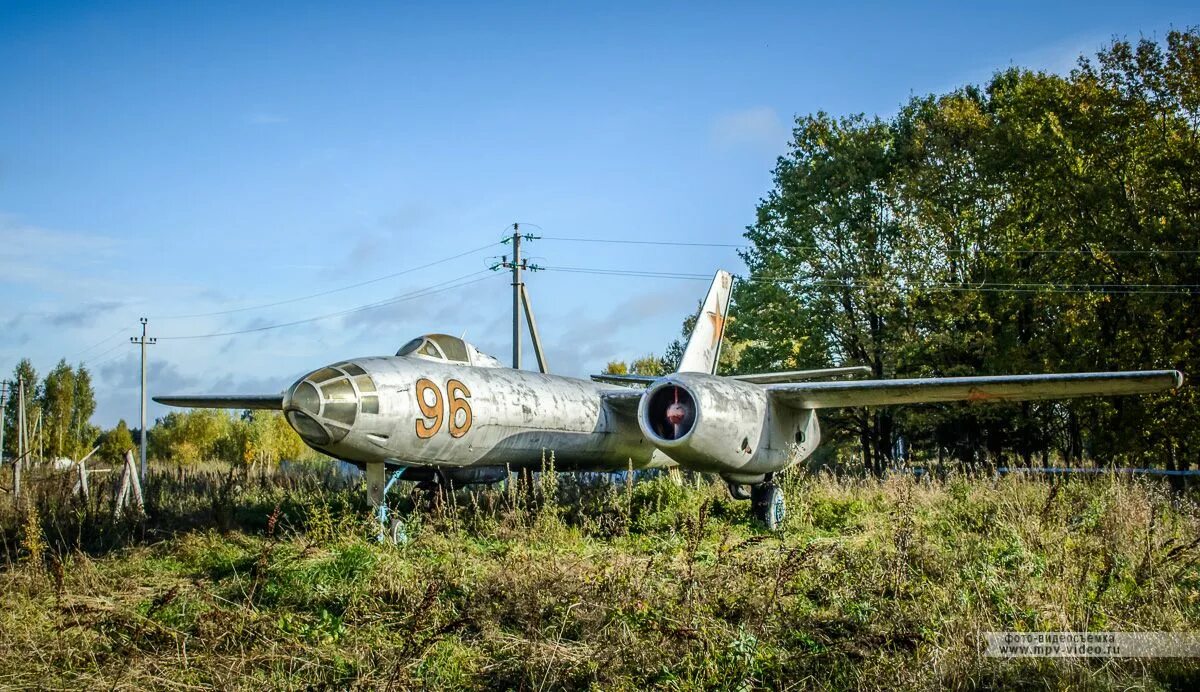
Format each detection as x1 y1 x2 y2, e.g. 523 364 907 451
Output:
3 358 98 461
2 358 313 466
610 32 1199 473
731 31 1199 472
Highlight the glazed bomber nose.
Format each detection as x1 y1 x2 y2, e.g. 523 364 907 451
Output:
283 363 376 445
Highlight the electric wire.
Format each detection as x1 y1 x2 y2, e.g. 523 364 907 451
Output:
68 326 129 360
542 235 1200 254
150 240 504 320
60 230 1200 359
79 340 128 366
539 236 743 248
85 346 133 370
539 265 1200 295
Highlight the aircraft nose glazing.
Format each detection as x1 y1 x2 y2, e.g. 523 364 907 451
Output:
284 362 376 445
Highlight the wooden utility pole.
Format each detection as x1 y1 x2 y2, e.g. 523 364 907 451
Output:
0 379 8 467
497 224 550 373
14 376 24 499
520 284 549 374
511 224 522 370
130 318 156 479
114 449 144 518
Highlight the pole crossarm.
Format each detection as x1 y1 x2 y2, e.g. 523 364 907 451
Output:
491 223 549 374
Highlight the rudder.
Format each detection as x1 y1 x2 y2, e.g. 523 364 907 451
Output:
677 270 733 374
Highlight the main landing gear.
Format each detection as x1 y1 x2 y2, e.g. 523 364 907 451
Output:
727 474 785 531
751 479 786 531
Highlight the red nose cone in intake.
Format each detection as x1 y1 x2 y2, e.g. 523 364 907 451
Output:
666 402 687 426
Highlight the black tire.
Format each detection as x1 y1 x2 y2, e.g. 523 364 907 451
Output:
727 481 752 500
751 482 786 531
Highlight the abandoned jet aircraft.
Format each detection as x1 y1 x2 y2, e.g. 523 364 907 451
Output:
157 270 1185 535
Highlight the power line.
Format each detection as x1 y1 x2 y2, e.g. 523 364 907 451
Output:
150 240 504 320
86 348 131 370
80 340 128 365
539 234 1200 255
156 270 500 341
539 265 1200 295
542 237 739 248
68 326 129 360
541 265 710 280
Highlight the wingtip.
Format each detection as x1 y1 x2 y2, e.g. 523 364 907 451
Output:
1173 370 1185 389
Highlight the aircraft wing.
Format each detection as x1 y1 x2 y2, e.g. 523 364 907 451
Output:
154 394 285 410
733 366 872 384
766 370 1184 409
599 388 643 416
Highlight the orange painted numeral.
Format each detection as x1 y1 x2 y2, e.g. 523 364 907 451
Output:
447 379 472 438
415 378 443 439
415 378 473 439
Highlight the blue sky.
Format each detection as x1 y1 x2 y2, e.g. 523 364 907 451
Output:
1 1 1195 427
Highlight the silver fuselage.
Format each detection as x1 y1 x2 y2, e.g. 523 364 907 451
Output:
285 355 674 471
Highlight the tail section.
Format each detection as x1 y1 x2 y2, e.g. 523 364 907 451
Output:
678 270 734 374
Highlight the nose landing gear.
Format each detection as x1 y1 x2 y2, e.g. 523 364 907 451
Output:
367 461 410 545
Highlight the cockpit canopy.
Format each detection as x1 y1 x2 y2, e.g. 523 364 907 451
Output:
396 334 504 368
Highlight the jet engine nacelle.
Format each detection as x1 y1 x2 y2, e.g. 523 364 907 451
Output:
638 372 791 480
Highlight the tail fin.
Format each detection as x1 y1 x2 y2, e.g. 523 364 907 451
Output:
678 270 734 374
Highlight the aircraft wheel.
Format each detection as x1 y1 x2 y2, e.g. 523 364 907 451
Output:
751 482 786 531
389 517 408 545
727 481 752 500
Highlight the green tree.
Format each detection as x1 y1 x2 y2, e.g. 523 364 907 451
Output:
237 411 310 466
99 419 135 464
3 359 41 460
149 409 236 463
40 359 76 459
630 355 665 376
741 112 907 474
70 364 99 458
736 30 1200 472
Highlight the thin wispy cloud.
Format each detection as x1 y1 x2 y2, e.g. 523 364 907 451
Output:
0 215 124 295
710 106 789 153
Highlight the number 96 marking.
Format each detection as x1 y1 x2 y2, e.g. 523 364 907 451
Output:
415 378 473 439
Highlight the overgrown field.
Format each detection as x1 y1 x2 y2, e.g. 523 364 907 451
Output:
0 463 1198 690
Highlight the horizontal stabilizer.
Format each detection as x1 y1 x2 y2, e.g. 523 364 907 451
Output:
767 370 1184 409
592 373 655 387
600 389 643 415
154 394 284 410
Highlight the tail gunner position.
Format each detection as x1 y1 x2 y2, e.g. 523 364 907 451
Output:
158 271 1185 538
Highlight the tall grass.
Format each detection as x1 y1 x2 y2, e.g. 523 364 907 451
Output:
0 462 1197 689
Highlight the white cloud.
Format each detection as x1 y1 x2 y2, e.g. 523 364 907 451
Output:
0 215 123 292
710 106 789 153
